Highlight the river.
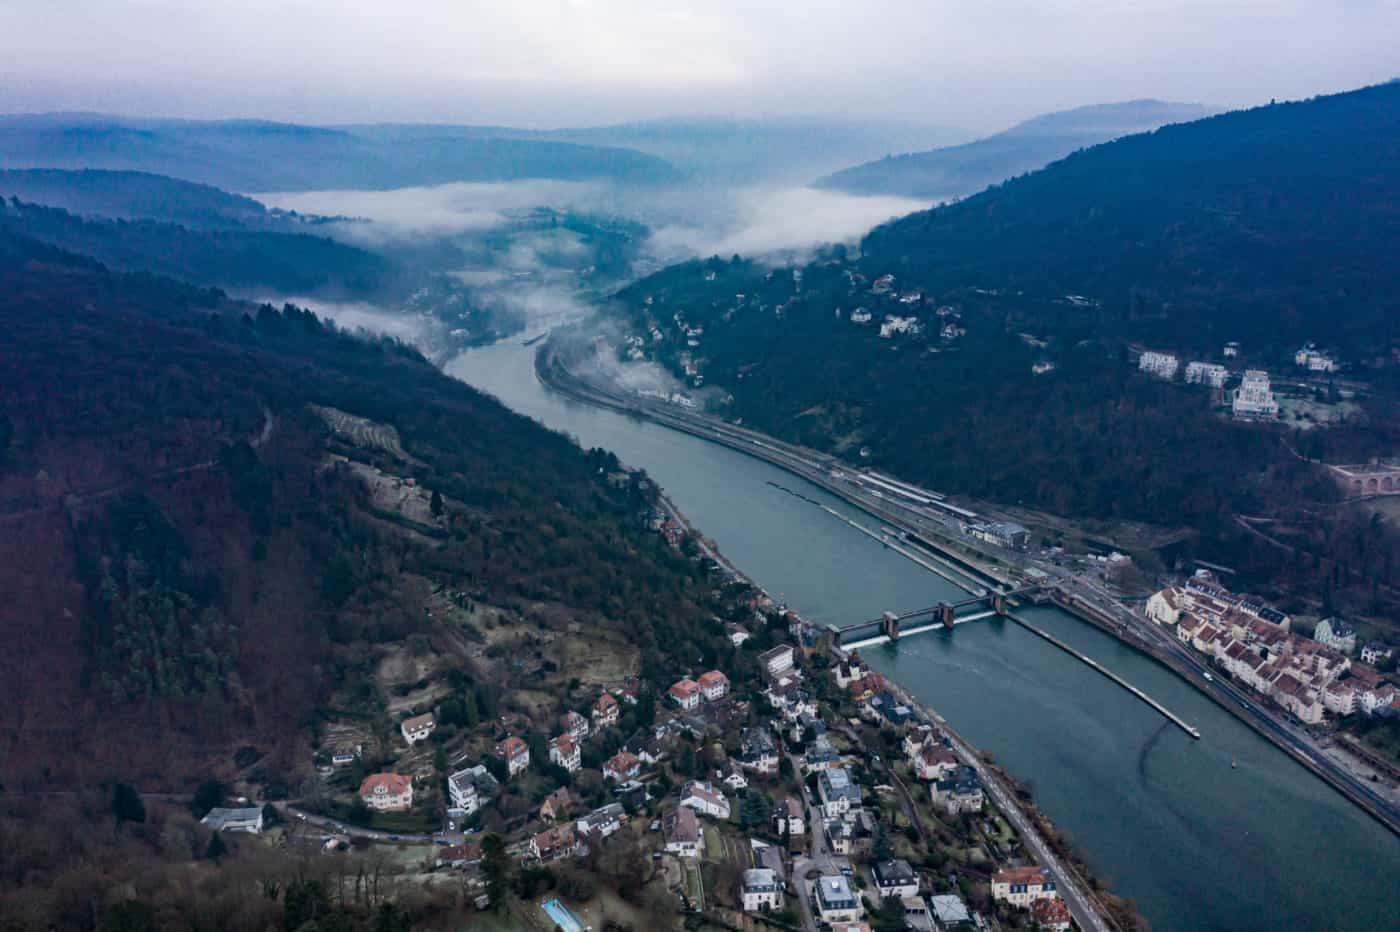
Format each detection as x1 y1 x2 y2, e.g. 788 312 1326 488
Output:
447 337 1400 932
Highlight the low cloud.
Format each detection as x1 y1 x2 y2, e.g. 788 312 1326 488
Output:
647 186 932 262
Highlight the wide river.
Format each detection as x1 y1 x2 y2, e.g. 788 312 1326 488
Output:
448 337 1400 932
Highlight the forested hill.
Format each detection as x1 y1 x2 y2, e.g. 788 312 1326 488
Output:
0 231 725 787
0 197 399 298
861 81 1400 357
816 99 1213 199
0 114 681 190
0 168 269 227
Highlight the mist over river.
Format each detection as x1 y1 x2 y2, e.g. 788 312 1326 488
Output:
447 336 1400 932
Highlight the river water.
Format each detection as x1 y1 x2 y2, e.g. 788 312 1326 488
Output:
447 337 1400 932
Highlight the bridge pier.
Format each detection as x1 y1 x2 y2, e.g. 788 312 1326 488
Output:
992 590 1009 616
882 611 900 640
937 602 955 628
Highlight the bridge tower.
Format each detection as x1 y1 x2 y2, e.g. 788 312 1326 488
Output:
937 602 955 628
992 589 1009 617
881 611 900 641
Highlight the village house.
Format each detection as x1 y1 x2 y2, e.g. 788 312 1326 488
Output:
680 780 731 819
912 742 958 782
530 824 580 862
560 710 590 742
447 765 497 814
872 859 920 900
359 773 414 812
933 766 984 815
539 787 576 822
726 622 751 646
668 677 702 710
200 807 263 834
738 725 780 774
758 644 796 681
847 672 885 704
772 797 805 836
399 712 435 746
663 806 701 858
716 763 748 791
814 874 863 925
435 842 482 870
1031 897 1073 931
818 767 861 818
1138 350 1180 380
992 866 1058 908
697 669 730 701
805 735 843 773
603 750 643 782
592 693 620 728
1361 642 1394 666
742 868 785 913
832 654 869 689
576 802 625 840
549 735 581 773
496 736 530 777
1314 617 1357 655
929 894 973 928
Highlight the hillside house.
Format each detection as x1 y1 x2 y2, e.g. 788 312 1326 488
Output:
560 710 590 742
359 773 413 812
496 736 530 777
200 807 264 834
549 735 581 773
592 693 620 728
873 859 920 900
697 670 730 701
743 868 785 912
669 677 702 710
772 797 805 836
400 712 435 746
992 866 1058 908
604 750 642 782
680 780 731 819
447 765 497 814
664 806 701 858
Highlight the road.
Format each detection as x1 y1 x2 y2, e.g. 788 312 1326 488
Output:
278 803 437 845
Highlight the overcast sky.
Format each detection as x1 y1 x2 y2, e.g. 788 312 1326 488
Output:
1 1 1396 131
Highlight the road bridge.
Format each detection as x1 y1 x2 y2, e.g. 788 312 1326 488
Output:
832 584 1043 642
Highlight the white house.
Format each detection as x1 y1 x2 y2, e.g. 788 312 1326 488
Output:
680 780 731 819
447 766 496 814
758 645 795 680
1361 642 1393 666
873 859 920 900
992 866 1058 908
813 875 862 924
549 735 582 773
742 868 784 912
496 736 530 777
1185 361 1229 388
359 773 413 812
1233 370 1279 420
664 807 701 858
400 712 435 746
1138 351 1179 380
818 768 861 818
668 677 702 710
604 751 642 782
697 670 730 702
1314 618 1357 655
560 711 590 742
592 693 620 728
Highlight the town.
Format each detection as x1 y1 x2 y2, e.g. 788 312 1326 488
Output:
193 500 1115 932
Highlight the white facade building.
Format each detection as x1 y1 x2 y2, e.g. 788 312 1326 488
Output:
1185 361 1229 388
1233 370 1279 420
1138 351 1179 380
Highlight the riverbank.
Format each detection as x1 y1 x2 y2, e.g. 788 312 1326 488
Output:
535 342 1400 839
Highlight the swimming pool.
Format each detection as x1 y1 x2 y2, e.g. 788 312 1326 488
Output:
541 897 584 932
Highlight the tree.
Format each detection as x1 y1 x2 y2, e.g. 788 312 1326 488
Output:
261 803 282 827
283 879 331 930
740 790 771 828
190 779 227 818
430 490 444 517
99 900 155 932
112 783 146 825
205 830 228 860
481 833 511 909
347 796 373 826
871 895 906 932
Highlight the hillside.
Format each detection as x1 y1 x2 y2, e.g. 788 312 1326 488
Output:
0 114 682 191
860 82 1400 356
0 197 400 298
816 100 1214 199
0 231 728 789
0 168 270 227
610 83 1400 613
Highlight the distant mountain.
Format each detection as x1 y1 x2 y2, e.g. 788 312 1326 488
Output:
816 100 1215 199
0 114 682 191
0 168 269 227
350 116 968 186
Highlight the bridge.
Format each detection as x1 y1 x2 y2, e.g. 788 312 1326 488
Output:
832 584 1201 739
832 583 1044 642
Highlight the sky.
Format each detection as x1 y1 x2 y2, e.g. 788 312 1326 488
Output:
0 1 1397 131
